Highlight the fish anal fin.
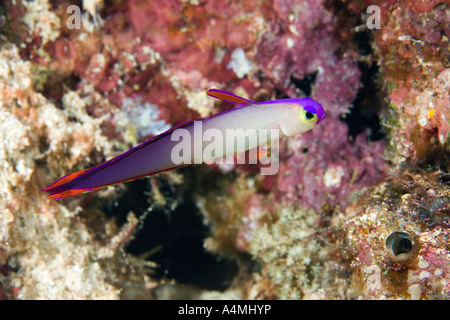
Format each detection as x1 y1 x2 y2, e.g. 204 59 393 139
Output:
47 188 91 200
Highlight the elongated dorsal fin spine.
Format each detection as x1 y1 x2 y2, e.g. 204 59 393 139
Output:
207 89 255 105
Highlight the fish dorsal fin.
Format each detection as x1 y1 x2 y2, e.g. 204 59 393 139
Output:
207 89 255 105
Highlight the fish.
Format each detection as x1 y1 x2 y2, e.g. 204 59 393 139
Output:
42 89 325 199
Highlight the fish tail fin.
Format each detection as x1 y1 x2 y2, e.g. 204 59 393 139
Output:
43 163 189 200
42 168 94 200
42 168 90 191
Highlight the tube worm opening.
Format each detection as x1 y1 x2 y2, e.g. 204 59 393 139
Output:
386 231 413 262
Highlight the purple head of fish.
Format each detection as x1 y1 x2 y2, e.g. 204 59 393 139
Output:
300 97 326 124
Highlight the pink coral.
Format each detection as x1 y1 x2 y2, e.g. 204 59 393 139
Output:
255 0 362 117
273 119 388 212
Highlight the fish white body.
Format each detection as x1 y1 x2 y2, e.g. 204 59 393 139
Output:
43 89 325 199
199 102 315 162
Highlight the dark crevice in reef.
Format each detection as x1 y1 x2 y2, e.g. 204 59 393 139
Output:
102 171 239 292
0 4 22 46
274 71 318 99
290 71 318 97
324 0 386 142
341 29 385 142
341 60 385 142
354 28 373 56
146 200 238 291
274 88 289 99
43 74 82 105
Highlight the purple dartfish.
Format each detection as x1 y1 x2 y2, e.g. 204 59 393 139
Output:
42 89 325 199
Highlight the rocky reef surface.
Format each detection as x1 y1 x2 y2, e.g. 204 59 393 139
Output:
0 0 448 299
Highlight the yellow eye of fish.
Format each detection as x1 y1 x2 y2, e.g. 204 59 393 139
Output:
301 109 318 123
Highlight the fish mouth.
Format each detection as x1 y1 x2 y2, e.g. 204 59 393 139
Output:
313 102 326 124
316 111 326 124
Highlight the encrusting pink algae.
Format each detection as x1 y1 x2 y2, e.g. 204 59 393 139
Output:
0 0 448 299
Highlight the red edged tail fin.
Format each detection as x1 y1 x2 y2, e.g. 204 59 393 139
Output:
42 168 90 192
42 168 93 200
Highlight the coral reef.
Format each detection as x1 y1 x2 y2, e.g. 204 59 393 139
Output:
368 1 450 167
341 167 449 299
0 43 123 299
0 0 448 300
